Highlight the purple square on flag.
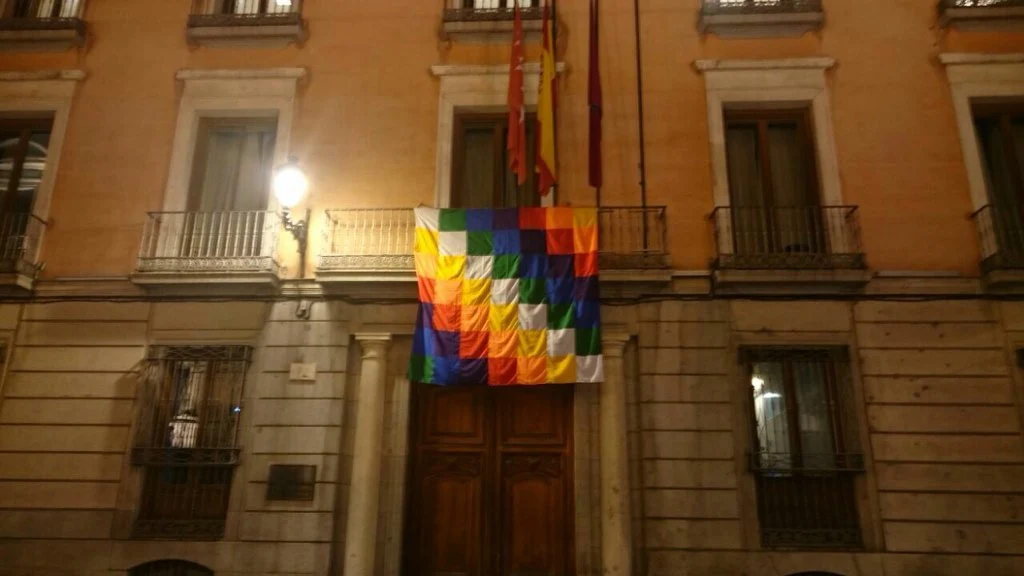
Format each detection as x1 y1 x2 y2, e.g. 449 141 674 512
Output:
547 276 575 304
519 254 547 279
547 254 574 278
521 229 547 254
493 208 520 230
573 275 600 301
436 330 461 357
458 358 488 384
493 230 521 255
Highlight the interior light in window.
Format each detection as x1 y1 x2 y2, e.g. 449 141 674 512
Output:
762 392 782 399
276 0 293 6
751 375 764 392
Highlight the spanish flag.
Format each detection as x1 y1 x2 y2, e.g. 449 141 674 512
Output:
536 0 557 196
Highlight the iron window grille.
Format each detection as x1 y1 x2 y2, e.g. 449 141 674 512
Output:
443 0 542 22
132 345 251 540
188 0 303 27
702 0 823 15
741 347 864 550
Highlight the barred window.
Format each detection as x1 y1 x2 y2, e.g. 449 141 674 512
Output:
133 345 251 540
742 347 863 550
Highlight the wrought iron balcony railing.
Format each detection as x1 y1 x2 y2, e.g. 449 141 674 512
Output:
939 0 1024 12
318 206 669 273
701 0 823 15
189 0 302 27
0 212 44 277
750 452 864 550
443 0 542 22
711 206 865 270
136 210 280 276
135 464 234 540
0 0 85 31
971 204 1024 274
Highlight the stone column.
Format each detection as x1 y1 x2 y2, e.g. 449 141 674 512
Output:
342 333 392 576
600 332 633 576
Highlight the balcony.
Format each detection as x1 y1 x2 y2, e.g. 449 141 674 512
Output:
751 452 864 550
972 204 1024 288
0 213 45 291
710 206 869 292
699 0 824 38
0 0 85 51
133 210 280 292
939 0 1024 30
187 0 306 48
442 0 543 43
317 206 670 298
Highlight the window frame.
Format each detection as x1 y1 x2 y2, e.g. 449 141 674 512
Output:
0 116 52 215
973 101 1024 205
451 111 539 209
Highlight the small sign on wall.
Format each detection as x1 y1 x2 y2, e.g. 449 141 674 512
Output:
289 362 317 382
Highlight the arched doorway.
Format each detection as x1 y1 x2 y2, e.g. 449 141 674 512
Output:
129 560 213 576
790 572 845 576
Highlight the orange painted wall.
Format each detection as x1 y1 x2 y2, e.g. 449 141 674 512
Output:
3 0 1024 277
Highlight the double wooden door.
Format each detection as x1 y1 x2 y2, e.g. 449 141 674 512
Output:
404 384 575 576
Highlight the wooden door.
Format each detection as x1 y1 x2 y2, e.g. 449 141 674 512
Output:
404 384 575 576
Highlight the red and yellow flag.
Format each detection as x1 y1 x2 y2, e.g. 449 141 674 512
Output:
507 0 527 185
536 0 557 195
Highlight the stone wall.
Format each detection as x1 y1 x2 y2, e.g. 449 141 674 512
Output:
0 298 1021 575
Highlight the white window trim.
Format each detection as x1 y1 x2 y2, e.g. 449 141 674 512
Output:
940 53 1024 210
695 58 842 207
0 70 84 227
163 68 306 213
430 63 563 209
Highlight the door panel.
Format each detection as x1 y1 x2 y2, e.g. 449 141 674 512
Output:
405 385 574 576
500 454 568 576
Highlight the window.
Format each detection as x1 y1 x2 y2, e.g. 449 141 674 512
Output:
743 348 863 549
463 0 538 8
725 108 824 258
0 118 49 269
452 112 539 209
193 0 299 16
133 346 251 540
2 0 82 19
974 104 1024 265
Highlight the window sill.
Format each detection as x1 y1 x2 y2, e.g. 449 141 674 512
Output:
698 12 824 38
131 268 281 295
940 6 1024 31
712 267 872 295
0 26 85 52
442 18 542 43
186 22 307 49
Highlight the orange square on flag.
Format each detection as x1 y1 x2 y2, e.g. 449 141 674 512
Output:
517 356 547 385
460 331 488 359
575 251 598 277
490 330 518 358
417 277 436 303
434 279 462 304
546 207 574 229
574 225 598 254
461 304 489 332
432 304 461 332
414 252 437 279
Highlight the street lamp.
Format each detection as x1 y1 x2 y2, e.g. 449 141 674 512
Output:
273 157 310 278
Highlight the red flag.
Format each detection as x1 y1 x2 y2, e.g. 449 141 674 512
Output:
588 0 602 189
507 0 527 186
536 0 557 195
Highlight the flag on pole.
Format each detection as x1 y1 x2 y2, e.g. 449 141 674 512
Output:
507 0 527 185
409 207 604 386
536 0 557 196
588 0 603 189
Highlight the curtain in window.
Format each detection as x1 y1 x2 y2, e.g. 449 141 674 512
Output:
978 118 1024 256
792 360 836 469
726 126 765 254
768 124 820 253
751 361 790 467
195 126 275 212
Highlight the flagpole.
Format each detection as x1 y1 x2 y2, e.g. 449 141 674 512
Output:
550 0 558 200
633 0 649 249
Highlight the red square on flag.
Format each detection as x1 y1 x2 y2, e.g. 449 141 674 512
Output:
575 251 599 277
417 277 436 303
519 207 547 230
460 331 488 359
546 229 575 255
489 357 518 385
432 304 461 331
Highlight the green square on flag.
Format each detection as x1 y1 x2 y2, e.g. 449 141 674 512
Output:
493 254 520 279
439 209 467 231
519 278 546 304
468 231 493 256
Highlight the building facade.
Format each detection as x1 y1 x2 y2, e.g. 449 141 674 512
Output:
0 0 1023 575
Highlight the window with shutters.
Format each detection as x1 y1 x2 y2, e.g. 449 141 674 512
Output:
451 112 539 209
970 103 1024 274
132 345 251 540
742 347 864 549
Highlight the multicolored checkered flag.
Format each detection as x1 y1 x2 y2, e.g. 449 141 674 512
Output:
409 207 604 386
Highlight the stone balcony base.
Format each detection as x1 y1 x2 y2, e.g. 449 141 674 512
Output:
698 12 824 38
713 268 873 295
940 6 1024 31
0 27 84 51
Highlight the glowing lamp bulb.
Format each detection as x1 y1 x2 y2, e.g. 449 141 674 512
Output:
273 161 309 209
